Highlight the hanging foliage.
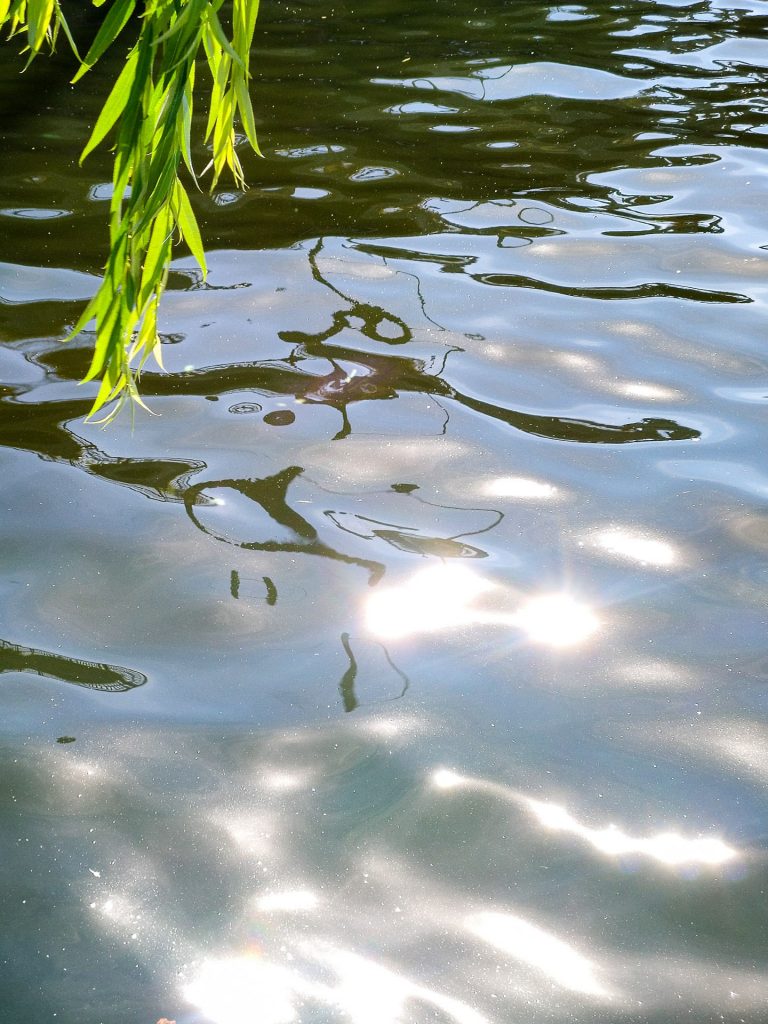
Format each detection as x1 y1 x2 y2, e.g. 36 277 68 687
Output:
0 0 262 419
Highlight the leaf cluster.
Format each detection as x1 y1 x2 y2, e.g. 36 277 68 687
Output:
1 0 262 420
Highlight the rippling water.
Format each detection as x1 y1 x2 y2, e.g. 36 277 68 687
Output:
2 1 768 1021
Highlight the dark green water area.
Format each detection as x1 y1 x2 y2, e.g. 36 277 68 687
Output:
2 1 768 1021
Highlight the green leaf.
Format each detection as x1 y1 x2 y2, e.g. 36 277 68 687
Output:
173 178 207 276
73 0 136 82
17 0 266 419
80 47 139 162
206 9 243 69
52 4 82 61
234 74 262 157
27 0 54 53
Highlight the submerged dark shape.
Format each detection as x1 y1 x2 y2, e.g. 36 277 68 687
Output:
0 639 146 692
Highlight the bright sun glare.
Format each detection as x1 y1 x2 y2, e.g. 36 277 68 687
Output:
365 567 600 648
528 800 737 866
512 593 600 647
364 564 495 638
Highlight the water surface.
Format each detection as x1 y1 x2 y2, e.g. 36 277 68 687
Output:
1 1 768 1021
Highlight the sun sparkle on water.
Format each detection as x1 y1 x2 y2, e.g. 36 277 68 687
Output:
482 475 559 499
365 566 600 648
512 593 600 647
364 564 496 638
528 800 737 867
466 911 609 998
593 528 677 567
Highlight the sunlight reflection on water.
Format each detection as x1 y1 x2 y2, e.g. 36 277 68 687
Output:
592 527 678 567
430 770 739 870
184 956 303 1024
528 799 737 867
364 564 496 638
481 475 560 499
466 911 610 998
364 565 600 647
184 946 491 1024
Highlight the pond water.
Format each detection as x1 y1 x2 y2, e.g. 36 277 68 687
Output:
2 1 768 1021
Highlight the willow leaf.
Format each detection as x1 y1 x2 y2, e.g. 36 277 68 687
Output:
234 74 261 156
80 47 139 162
206 9 243 68
173 179 207 275
27 0 54 52
8 0 264 419
73 0 136 81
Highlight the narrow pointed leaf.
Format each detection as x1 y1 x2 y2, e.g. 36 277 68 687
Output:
80 47 139 162
73 0 136 81
172 179 207 275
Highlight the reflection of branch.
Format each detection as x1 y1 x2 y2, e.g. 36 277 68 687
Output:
394 489 504 543
229 571 279 604
184 467 386 585
283 237 413 346
377 251 448 333
430 346 459 378
333 404 352 441
0 387 204 504
431 395 451 435
263 576 278 606
0 638 146 693
378 642 410 698
338 633 411 713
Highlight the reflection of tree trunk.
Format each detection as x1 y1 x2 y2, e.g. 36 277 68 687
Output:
0 638 146 692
